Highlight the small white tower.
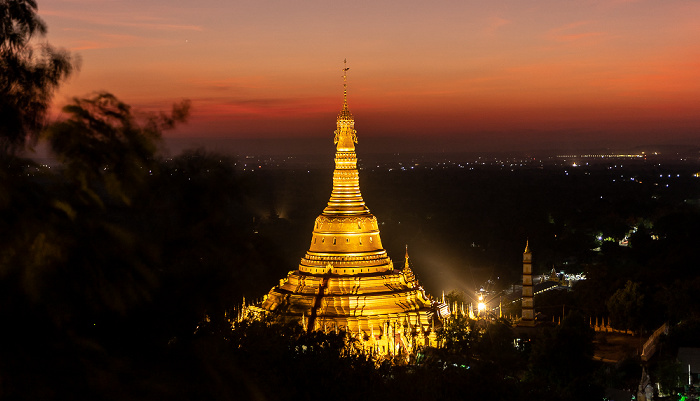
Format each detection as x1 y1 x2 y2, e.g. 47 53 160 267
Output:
520 240 535 327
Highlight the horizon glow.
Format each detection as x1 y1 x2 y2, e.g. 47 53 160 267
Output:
41 0 700 153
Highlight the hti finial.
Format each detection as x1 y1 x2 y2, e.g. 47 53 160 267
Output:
404 244 410 269
342 59 350 108
334 59 356 147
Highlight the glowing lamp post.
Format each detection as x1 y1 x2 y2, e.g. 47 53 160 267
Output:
477 293 486 316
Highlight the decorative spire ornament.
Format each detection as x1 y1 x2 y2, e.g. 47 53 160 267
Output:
334 59 357 151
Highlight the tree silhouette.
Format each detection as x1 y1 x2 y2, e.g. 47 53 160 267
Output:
0 0 77 154
607 280 645 332
0 91 195 399
45 92 189 207
525 312 601 400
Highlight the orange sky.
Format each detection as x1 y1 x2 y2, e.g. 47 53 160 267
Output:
41 0 700 153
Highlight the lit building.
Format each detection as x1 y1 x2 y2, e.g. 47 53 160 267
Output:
519 241 535 327
250 62 448 354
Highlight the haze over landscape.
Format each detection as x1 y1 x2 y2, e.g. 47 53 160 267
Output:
42 0 700 155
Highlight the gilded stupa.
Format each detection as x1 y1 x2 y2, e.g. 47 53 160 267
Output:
252 62 448 351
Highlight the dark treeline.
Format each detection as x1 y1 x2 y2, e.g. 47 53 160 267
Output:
0 96 275 397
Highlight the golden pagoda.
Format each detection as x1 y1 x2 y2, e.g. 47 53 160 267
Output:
252 61 448 353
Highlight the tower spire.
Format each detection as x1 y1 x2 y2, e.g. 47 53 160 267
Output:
324 60 365 215
520 240 535 327
404 244 409 269
334 59 356 151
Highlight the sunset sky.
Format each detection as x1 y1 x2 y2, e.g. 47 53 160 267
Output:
41 0 700 154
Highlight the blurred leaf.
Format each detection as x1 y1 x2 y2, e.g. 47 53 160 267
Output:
0 0 77 154
45 92 188 207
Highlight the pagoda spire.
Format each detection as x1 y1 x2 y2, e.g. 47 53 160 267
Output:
334 59 357 152
404 244 410 269
342 58 350 116
324 60 367 215
402 244 417 283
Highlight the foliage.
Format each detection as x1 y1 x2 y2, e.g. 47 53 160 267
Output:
434 313 528 381
444 289 466 306
45 92 190 207
607 280 645 332
197 317 379 401
0 93 208 399
653 359 685 396
437 312 478 364
525 312 602 400
0 0 77 153
474 317 523 375
667 318 700 349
